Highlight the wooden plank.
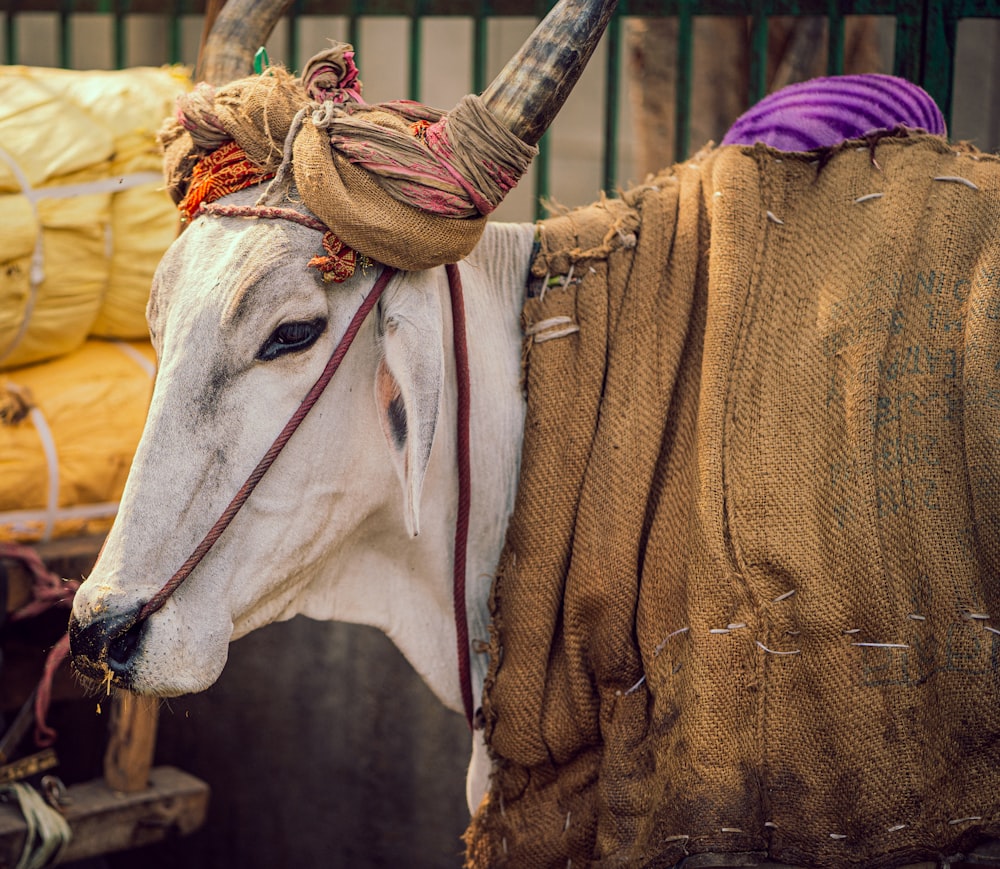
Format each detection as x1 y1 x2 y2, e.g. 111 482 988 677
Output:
0 766 208 865
104 693 159 793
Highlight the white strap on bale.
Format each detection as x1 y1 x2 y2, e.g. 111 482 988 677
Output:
0 141 160 367
0 341 154 542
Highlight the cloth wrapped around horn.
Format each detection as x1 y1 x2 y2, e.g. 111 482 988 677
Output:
160 44 538 271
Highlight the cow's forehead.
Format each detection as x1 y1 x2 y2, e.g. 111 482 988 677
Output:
161 218 296 301
149 209 329 338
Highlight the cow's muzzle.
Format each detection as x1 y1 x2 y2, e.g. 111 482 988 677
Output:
68 607 146 688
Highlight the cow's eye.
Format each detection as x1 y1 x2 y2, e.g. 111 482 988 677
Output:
257 318 327 361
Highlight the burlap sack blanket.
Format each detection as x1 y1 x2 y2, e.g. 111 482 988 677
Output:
467 134 1000 867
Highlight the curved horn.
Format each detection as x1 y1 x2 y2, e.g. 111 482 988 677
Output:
196 0 293 86
480 0 618 146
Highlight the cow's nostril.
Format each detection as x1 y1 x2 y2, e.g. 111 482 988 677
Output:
108 619 145 674
69 608 146 685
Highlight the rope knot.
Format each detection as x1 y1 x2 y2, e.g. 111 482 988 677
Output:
311 99 346 132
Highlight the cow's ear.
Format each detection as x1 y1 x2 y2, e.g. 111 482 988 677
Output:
374 271 444 538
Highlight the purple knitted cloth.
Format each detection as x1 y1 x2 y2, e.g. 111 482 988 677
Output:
722 73 946 151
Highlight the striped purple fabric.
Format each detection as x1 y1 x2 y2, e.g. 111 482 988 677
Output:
721 73 946 151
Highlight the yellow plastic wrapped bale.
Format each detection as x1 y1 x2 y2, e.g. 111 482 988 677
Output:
0 192 113 369
0 69 112 368
34 66 190 175
0 339 156 543
93 180 180 338
37 66 188 339
0 65 189 368
0 70 111 193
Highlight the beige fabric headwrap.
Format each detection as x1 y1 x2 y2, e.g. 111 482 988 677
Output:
161 45 538 270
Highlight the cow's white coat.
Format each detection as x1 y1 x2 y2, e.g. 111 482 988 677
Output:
71 187 534 806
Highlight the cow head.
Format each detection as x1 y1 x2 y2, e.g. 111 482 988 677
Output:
68 0 616 707
70 192 455 697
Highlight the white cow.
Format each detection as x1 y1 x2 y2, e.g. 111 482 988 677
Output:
71 186 531 802
67 1 1000 864
69 0 610 814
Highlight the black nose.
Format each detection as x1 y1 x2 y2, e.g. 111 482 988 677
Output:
69 607 146 687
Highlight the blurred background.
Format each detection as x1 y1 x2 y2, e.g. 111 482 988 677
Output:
6 3 1000 224
1 2 998 867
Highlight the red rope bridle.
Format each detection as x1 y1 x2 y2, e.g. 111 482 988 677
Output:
133 249 477 729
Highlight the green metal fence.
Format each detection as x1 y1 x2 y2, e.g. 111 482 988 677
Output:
3 0 999 216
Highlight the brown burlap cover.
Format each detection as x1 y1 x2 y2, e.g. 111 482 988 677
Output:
467 134 1000 867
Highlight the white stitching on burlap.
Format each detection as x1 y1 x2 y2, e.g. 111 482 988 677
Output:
933 175 979 190
621 675 646 696
756 641 801 656
653 626 689 657
854 192 884 204
526 316 581 344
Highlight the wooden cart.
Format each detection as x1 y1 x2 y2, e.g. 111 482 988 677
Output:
0 534 208 865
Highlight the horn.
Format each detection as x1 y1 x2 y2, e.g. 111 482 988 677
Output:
480 0 618 146
196 0 294 85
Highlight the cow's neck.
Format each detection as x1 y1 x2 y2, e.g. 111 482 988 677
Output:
298 221 535 715
453 221 536 711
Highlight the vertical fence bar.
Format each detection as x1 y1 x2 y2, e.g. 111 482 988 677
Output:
472 7 488 94
4 4 14 64
169 0 183 64
534 134 550 220
59 0 72 68
533 0 552 219
920 0 955 125
891 2 923 85
675 0 694 160
286 0 302 71
602 11 620 193
826 0 844 75
748 0 767 104
408 1 423 101
348 0 361 57
114 0 127 69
